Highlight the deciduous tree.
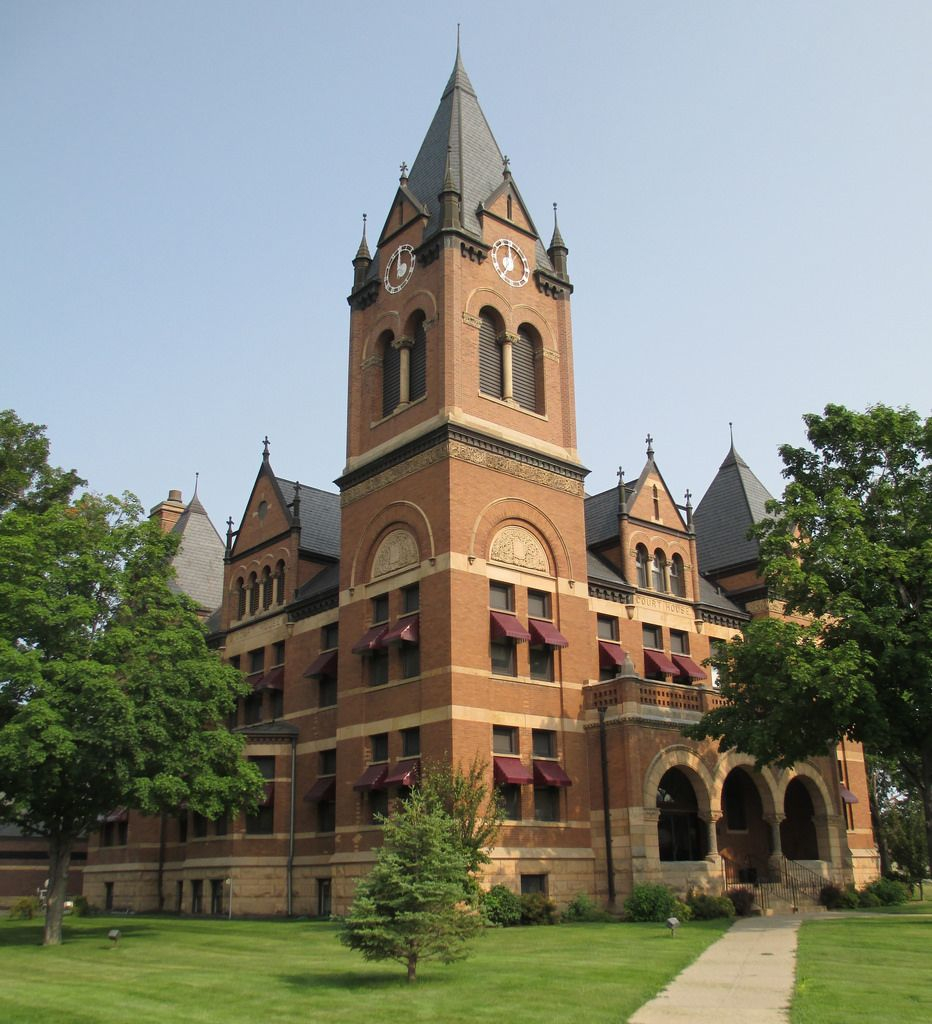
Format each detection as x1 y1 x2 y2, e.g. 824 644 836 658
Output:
0 412 263 945
688 404 932 871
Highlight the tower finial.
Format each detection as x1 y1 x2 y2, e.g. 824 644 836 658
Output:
399 161 408 185
729 421 734 446
456 23 461 56
193 471 199 498
262 435 270 461
502 154 511 179
646 433 654 460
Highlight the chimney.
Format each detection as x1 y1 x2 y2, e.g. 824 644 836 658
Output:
150 489 185 532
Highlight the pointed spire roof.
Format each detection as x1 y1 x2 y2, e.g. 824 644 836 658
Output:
694 440 776 574
169 493 225 612
550 203 566 250
354 213 371 261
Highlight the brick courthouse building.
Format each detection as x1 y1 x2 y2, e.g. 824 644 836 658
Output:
83 51 877 916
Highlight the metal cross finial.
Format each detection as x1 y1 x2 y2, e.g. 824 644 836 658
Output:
262 435 270 459
399 161 408 179
685 488 692 506
502 154 510 176
617 466 625 482
646 433 654 458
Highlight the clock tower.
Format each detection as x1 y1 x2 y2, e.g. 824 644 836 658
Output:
333 46 595 898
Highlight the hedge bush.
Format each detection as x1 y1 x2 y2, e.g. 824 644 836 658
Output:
624 884 691 923
481 885 522 927
819 883 858 909
686 891 735 920
7 896 40 920
519 892 558 925
725 887 756 917
561 892 614 923
862 877 909 906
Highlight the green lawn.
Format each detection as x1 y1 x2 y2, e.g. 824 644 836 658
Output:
792 916 932 1024
0 915 730 1024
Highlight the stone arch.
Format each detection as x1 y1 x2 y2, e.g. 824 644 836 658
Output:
398 288 438 326
361 310 401 365
471 497 574 580
349 501 435 588
709 751 780 820
772 761 834 815
642 745 715 818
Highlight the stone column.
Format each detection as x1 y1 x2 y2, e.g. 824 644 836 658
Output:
393 336 413 406
765 812 786 878
705 810 723 861
500 331 518 401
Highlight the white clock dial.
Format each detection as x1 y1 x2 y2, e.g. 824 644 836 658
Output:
491 238 529 288
384 244 416 294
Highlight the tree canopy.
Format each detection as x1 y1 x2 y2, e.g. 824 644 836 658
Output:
0 411 263 944
338 785 483 982
688 404 932 871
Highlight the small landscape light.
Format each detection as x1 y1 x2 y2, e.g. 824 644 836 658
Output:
108 928 121 947
665 916 680 937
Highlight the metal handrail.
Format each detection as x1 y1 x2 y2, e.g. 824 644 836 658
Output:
721 853 769 912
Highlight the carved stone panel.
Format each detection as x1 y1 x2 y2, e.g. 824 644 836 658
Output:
489 526 548 573
372 529 419 579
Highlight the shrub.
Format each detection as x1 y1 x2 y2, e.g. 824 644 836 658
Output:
70 895 90 917
7 896 40 920
862 877 910 906
686 892 735 920
481 885 522 927
726 887 756 917
519 892 558 925
624 883 691 923
857 889 882 908
561 892 614 923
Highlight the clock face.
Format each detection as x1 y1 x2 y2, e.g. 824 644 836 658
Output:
491 238 529 288
384 244 416 294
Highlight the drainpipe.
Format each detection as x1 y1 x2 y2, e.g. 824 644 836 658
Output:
287 733 296 916
598 705 616 905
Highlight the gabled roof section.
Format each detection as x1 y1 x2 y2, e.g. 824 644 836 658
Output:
169 493 225 612
275 477 341 559
585 486 628 547
694 444 775 574
625 453 688 531
587 549 629 588
293 561 340 601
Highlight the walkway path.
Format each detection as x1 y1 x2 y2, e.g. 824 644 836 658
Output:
628 914 803 1024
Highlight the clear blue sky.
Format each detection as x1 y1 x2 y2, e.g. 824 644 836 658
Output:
3 1 930 531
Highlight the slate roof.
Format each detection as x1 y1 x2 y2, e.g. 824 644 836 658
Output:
697 574 745 615
294 562 340 601
585 486 623 547
693 444 775 575
274 478 341 560
400 49 554 273
168 494 225 612
587 549 629 588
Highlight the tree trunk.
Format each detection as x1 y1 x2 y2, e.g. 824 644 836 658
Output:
43 835 74 946
866 761 892 875
407 954 417 982
920 744 932 886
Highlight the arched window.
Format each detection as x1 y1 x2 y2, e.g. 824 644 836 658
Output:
236 578 246 619
635 545 649 589
248 572 258 614
380 330 399 417
408 311 427 403
261 566 273 609
657 768 707 861
275 561 286 605
669 554 686 597
513 324 540 412
651 549 666 591
478 307 504 398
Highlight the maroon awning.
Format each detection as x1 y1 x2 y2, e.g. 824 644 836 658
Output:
254 666 284 691
492 756 533 785
305 777 336 802
644 649 679 676
258 783 275 807
384 758 420 787
672 654 706 681
353 764 388 792
840 785 859 805
383 614 420 645
533 760 572 787
104 808 128 823
528 618 569 648
598 640 627 669
490 611 531 643
304 650 338 678
351 624 389 655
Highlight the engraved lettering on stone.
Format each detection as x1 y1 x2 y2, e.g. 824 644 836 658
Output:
490 526 547 572
372 529 419 578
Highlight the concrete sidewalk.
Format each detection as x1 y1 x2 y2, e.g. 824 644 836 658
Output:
628 914 803 1024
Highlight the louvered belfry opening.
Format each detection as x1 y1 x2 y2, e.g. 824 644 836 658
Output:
478 309 503 398
512 325 539 412
381 331 400 417
409 312 427 403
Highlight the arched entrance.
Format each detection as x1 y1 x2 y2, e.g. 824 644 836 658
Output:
717 767 771 882
657 768 708 862
781 777 820 860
